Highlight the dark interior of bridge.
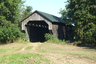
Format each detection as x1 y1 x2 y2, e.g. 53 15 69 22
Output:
27 21 49 42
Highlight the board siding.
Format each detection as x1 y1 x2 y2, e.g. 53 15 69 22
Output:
22 13 52 31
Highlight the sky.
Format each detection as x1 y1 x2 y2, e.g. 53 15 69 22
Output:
24 0 67 17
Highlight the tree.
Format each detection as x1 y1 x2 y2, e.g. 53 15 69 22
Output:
59 9 68 22
0 0 25 43
18 5 33 28
59 8 76 25
61 0 96 43
0 0 24 23
21 6 33 20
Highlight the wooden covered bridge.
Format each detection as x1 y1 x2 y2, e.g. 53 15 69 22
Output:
21 10 73 42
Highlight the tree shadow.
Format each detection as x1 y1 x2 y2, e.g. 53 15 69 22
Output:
77 44 96 50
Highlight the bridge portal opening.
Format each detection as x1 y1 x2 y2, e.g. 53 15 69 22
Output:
26 21 49 42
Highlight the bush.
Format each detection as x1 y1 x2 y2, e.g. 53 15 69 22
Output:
44 33 56 41
21 33 29 41
44 33 67 44
0 25 22 44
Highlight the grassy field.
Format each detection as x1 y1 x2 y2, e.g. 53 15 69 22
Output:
0 42 96 64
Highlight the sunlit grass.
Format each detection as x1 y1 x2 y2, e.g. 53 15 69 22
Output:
14 38 30 44
0 49 10 53
25 46 33 50
0 45 24 53
0 47 17 53
0 53 50 64
40 49 96 59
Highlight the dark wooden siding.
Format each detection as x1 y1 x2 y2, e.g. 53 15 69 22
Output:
52 22 73 42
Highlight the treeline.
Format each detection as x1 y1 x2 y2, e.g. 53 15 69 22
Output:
60 0 96 44
0 0 32 43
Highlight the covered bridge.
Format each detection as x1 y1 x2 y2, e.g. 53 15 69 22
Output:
21 10 73 42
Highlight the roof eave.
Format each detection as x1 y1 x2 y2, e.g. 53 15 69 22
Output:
20 10 38 22
36 11 53 22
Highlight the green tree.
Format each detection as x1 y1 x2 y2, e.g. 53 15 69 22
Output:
0 0 25 43
0 0 24 23
18 5 33 28
61 0 96 43
21 6 33 20
59 9 72 24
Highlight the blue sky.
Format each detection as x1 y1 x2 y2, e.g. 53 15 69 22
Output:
24 0 67 17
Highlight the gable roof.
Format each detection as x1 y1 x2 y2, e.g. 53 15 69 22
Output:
21 10 67 24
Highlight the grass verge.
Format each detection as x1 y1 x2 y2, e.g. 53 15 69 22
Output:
25 46 33 50
40 49 96 59
0 53 50 64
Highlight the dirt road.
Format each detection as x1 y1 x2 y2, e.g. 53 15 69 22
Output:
20 43 96 64
0 43 96 64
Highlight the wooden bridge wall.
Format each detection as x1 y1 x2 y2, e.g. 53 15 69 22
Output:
52 23 73 42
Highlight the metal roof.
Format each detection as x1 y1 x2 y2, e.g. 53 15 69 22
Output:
37 11 67 24
21 10 67 24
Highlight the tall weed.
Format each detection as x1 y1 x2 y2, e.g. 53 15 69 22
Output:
44 33 68 44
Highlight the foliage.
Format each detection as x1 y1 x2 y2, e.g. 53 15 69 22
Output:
20 33 29 41
0 16 22 43
59 9 72 24
0 1 21 43
44 33 55 41
18 5 33 28
0 0 24 23
61 0 96 44
21 6 33 20
0 0 33 44
44 33 69 44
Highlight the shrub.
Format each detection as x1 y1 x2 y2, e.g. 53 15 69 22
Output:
44 33 67 44
44 33 56 41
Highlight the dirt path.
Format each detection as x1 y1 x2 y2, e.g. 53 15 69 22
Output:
21 43 43 51
0 43 96 64
19 43 96 64
37 43 96 64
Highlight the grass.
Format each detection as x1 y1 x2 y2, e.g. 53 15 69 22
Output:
44 33 70 44
14 38 30 44
0 45 25 53
0 47 17 53
80 46 96 51
0 53 50 64
40 49 96 59
45 39 67 44
0 38 96 64
0 49 10 53
25 46 33 50
0 38 30 53
0 39 50 64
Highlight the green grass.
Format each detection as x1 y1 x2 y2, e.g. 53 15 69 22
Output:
0 45 25 53
14 38 30 44
45 39 67 44
25 46 33 50
44 33 70 44
0 53 50 64
0 47 16 53
0 49 10 53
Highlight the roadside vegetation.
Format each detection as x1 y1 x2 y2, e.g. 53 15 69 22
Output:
0 53 49 64
59 0 96 45
44 33 70 44
0 0 32 44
